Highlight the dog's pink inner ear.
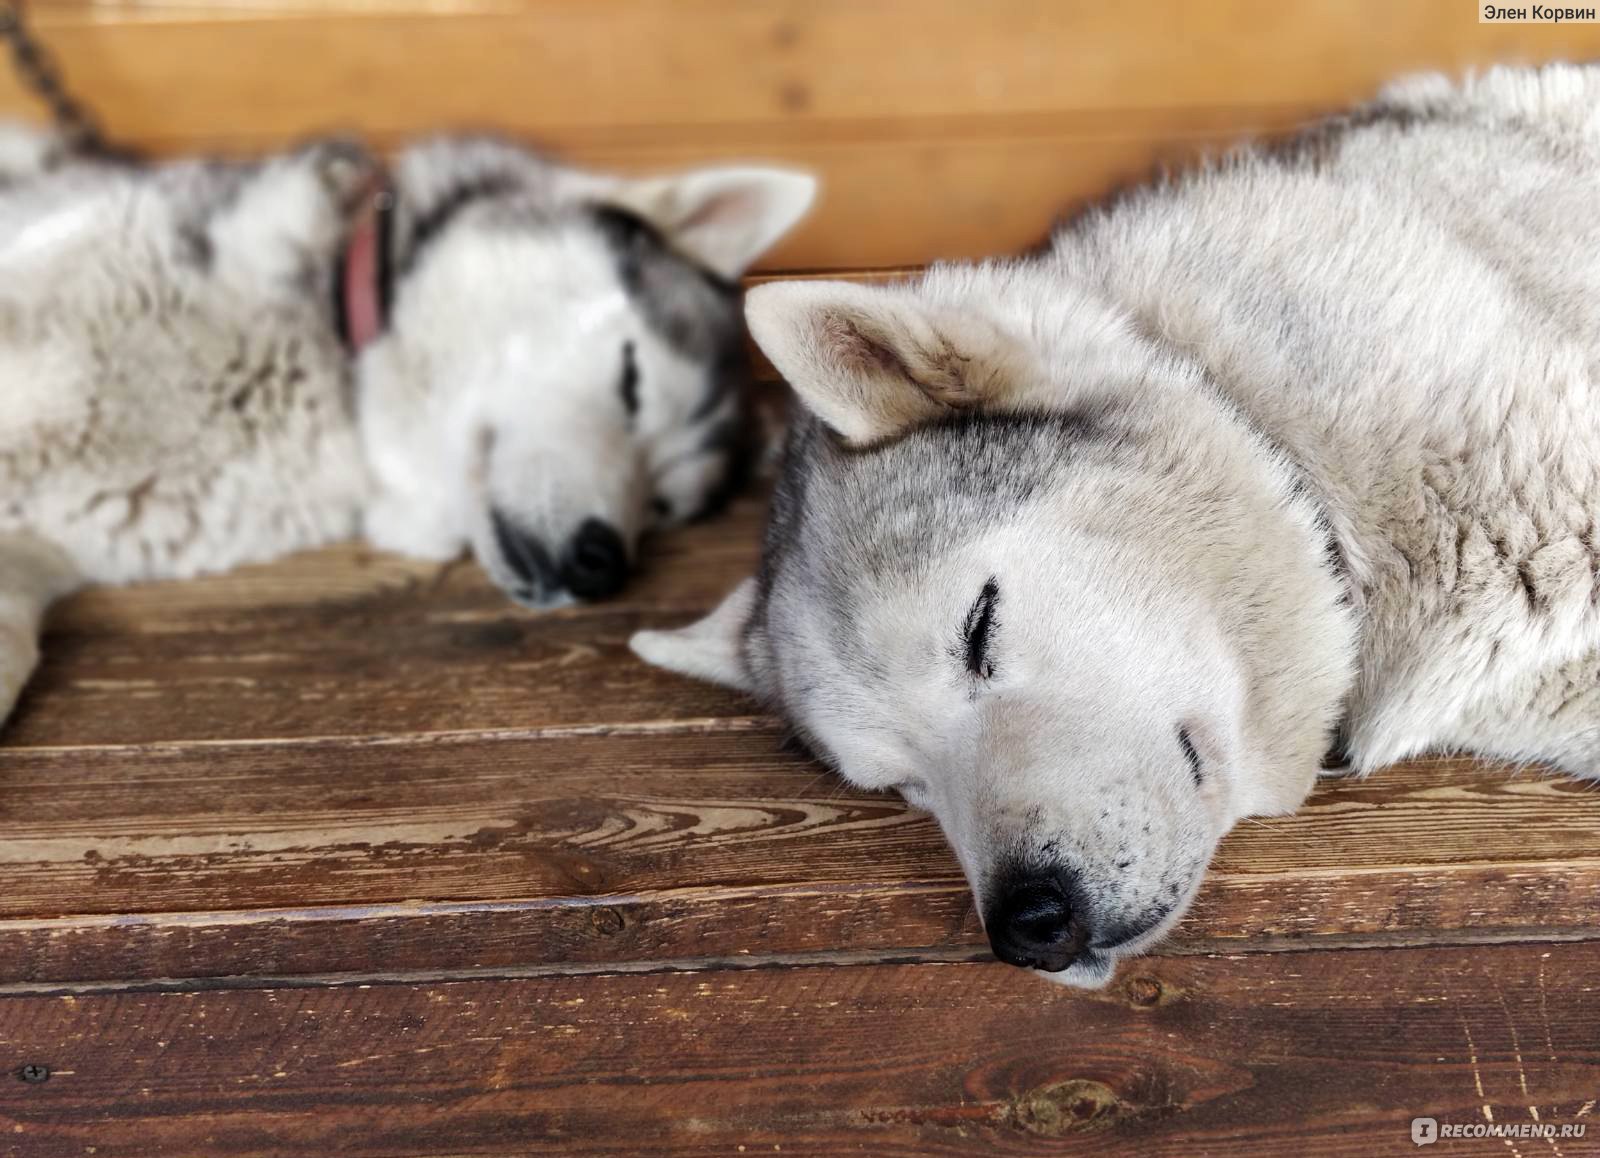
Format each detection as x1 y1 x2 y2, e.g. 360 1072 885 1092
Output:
747 281 1010 447
676 186 757 235
833 312 984 410
823 313 915 380
668 186 777 276
615 168 815 280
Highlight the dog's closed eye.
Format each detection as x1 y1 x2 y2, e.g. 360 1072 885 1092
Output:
961 577 1000 680
619 340 640 419
1178 726 1204 787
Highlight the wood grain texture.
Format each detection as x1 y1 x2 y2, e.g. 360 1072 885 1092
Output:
3 728 1598 984
4 945 1598 1157
10 485 772 748
5 2 1600 267
15 0 1600 134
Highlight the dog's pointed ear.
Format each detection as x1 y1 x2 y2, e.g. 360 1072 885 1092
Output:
610 168 816 280
745 279 1020 446
630 577 758 693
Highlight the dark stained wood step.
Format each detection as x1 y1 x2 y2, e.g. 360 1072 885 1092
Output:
4 943 1597 1157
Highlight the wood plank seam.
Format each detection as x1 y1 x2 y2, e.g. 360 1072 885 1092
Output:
8 930 1600 1002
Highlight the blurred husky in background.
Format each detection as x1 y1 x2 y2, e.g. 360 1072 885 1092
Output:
0 122 813 724
635 64 1600 987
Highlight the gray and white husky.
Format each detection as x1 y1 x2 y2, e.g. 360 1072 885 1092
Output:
0 124 813 724
635 64 1600 987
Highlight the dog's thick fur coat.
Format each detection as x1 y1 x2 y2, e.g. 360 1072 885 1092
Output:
0 127 813 725
635 65 1600 985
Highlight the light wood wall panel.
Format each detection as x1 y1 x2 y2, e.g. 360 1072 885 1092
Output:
13 1 1600 136
3 2 1599 266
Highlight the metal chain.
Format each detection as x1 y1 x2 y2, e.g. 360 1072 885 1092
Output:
0 0 106 155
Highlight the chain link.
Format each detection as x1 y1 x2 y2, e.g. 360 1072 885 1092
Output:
0 0 106 155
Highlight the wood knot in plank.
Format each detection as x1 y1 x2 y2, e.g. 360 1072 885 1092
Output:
1009 1078 1131 1135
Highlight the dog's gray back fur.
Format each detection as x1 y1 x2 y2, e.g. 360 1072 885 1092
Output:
0 139 367 583
1070 67 1600 770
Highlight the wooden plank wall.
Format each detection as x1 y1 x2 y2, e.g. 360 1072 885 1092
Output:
4 3 1600 1155
7 1 1600 269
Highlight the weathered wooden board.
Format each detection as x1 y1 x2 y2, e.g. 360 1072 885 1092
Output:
19 570 753 747
7 483 769 747
4 945 1598 1157
3 725 1597 985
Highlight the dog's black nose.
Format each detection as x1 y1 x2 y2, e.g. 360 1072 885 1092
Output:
985 870 1089 972
561 519 628 600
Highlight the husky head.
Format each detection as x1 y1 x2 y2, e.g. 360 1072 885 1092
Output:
633 271 1356 986
357 138 815 605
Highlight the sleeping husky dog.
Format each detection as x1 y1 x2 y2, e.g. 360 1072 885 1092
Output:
0 124 813 725
635 64 1600 986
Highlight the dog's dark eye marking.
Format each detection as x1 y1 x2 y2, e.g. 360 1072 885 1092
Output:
962 578 1000 679
651 496 672 520
1178 727 1204 787
619 341 640 419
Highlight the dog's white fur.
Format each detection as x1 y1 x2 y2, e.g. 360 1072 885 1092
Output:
634 64 1600 985
0 125 813 725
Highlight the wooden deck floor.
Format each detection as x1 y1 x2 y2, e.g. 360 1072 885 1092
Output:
2 415 1598 1154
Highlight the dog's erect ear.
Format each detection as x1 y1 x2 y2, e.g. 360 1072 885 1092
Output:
610 168 816 280
745 279 1022 446
630 578 758 693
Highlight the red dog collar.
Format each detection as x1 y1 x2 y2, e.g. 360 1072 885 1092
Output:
337 173 395 353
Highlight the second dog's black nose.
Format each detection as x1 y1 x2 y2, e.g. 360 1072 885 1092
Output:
986 871 1089 972
561 519 628 600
